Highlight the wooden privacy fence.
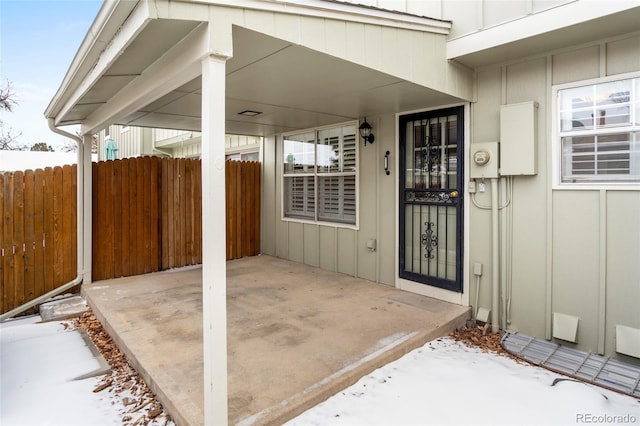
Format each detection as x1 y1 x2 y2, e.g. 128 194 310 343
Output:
1 166 78 314
92 157 163 281
1 157 261 314
226 160 261 260
92 157 261 279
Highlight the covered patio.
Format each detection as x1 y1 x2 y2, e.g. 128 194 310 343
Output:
82 255 469 425
45 1 474 423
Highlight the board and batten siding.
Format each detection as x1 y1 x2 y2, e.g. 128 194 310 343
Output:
469 31 640 360
261 114 396 286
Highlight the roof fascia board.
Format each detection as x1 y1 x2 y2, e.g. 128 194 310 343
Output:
446 0 640 60
46 0 140 118
184 0 450 33
80 24 213 135
54 0 155 126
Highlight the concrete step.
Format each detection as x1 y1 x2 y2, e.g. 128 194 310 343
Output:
39 295 89 322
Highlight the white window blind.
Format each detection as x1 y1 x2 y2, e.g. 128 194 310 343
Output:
284 175 315 220
318 175 356 224
558 77 640 183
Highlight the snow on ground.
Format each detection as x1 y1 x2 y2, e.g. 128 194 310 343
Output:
287 338 640 426
2 316 639 426
0 316 121 425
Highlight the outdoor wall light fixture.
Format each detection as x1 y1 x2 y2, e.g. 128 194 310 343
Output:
359 117 375 146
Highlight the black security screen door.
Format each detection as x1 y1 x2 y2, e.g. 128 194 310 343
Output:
399 107 464 292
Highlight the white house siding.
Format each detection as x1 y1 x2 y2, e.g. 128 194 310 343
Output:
115 126 141 158
342 0 572 38
469 31 640 360
154 128 187 141
225 135 261 154
98 127 261 159
172 143 202 158
97 125 148 160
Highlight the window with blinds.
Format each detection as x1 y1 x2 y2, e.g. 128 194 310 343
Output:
283 123 357 226
558 77 640 183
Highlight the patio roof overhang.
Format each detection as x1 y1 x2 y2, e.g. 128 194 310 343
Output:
44 0 472 137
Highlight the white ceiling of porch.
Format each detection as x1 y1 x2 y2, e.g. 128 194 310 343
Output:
71 23 460 136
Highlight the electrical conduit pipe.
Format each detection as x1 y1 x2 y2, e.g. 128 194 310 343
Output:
491 178 500 333
0 120 85 321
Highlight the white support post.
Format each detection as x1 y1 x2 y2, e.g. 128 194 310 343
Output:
76 137 85 281
201 53 229 426
82 134 93 285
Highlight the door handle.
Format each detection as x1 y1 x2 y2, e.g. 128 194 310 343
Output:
384 151 390 176
450 191 459 198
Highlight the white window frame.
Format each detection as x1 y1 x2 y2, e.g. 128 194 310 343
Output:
281 121 359 229
553 71 640 190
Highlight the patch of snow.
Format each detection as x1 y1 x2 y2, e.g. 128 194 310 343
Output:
0 318 120 425
287 338 640 425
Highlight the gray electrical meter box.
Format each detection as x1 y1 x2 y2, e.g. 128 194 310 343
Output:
500 101 538 176
469 142 499 179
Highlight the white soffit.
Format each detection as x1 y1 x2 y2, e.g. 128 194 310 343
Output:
119 26 460 135
447 2 640 68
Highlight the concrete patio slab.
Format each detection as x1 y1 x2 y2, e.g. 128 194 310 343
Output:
82 255 470 426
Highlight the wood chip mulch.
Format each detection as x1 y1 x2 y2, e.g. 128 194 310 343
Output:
72 311 174 426
449 324 514 358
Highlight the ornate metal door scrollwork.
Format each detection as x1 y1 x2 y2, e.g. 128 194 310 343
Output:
421 221 438 259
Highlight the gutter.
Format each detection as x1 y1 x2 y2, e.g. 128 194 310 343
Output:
0 121 86 321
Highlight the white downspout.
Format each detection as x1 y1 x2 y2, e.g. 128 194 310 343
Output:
0 120 84 321
491 178 500 333
152 132 173 158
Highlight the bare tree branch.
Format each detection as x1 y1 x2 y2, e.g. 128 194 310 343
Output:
0 120 27 150
0 80 17 112
0 79 27 150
